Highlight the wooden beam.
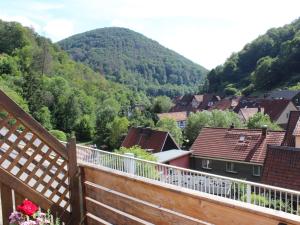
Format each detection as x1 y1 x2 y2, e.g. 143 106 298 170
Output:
85 181 210 225
86 213 112 225
0 89 67 159
67 138 81 225
85 197 153 225
1 183 13 225
82 166 300 225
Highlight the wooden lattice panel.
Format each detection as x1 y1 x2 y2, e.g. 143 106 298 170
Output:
0 107 71 212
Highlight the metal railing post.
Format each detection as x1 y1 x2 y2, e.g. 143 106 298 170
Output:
125 153 135 175
247 184 252 203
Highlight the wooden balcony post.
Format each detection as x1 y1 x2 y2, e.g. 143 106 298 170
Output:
67 138 81 225
1 183 13 225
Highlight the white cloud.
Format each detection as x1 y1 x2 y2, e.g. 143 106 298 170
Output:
1 0 300 67
0 14 41 31
43 19 75 41
30 2 64 11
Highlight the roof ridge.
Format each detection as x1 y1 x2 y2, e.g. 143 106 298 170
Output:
202 127 285 133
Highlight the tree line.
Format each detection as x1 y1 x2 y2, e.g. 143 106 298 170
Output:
207 17 300 96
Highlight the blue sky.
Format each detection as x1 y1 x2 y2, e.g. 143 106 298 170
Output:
0 0 300 69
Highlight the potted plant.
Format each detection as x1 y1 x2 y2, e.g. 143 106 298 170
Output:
9 199 60 225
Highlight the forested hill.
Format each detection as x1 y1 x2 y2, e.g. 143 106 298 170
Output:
0 19 154 146
207 17 300 96
58 27 208 96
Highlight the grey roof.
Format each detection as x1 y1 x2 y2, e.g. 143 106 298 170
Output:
153 149 191 163
266 90 300 100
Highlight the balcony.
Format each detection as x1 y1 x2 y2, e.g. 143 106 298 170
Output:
76 144 300 225
0 89 299 225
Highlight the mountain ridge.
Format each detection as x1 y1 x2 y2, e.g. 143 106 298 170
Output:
58 27 208 97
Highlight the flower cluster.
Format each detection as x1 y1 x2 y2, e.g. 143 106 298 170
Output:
9 200 59 225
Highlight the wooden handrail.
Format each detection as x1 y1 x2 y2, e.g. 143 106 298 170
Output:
0 89 67 159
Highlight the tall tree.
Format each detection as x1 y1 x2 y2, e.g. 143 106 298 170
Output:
247 113 281 130
108 117 129 149
156 118 182 145
151 96 173 113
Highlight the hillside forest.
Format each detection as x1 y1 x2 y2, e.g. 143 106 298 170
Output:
207 17 300 96
58 27 208 97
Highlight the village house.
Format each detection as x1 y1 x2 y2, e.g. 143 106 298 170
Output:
153 149 191 168
262 145 300 191
170 94 220 113
234 98 298 127
121 127 180 153
157 111 188 128
265 89 300 107
281 110 300 147
190 127 285 182
261 111 300 190
209 96 242 111
238 107 264 122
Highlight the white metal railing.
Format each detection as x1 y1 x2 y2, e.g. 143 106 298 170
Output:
76 144 300 216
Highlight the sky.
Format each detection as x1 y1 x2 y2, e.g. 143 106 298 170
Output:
0 0 300 69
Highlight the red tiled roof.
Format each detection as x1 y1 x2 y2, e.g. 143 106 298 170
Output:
282 111 300 147
121 127 179 152
262 145 300 191
260 99 293 121
191 127 285 164
157 111 187 122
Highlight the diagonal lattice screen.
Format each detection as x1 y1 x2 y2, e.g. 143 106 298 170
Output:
0 107 70 212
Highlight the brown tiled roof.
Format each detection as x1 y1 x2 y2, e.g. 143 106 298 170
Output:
170 95 197 112
210 97 241 111
170 94 220 112
121 127 179 152
233 97 259 113
157 111 187 122
234 98 295 121
262 145 300 191
191 127 285 164
282 111 300 147
260 99 292 121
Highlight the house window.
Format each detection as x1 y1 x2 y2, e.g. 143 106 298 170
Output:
202 159 212 169
179 120 186 128
226 162 237 173
253 165 261 176
286 112 290 119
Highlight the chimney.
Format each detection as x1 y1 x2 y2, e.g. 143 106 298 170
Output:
229 123 234 130
262 125 268 136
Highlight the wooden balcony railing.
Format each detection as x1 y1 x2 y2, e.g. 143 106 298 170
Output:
0 89 81 225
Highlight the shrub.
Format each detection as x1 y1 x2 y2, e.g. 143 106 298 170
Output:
49 130 67 141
